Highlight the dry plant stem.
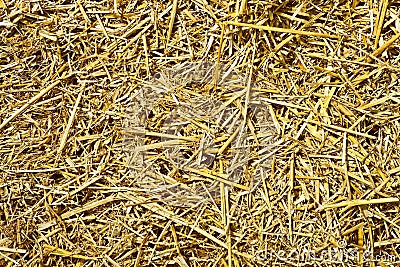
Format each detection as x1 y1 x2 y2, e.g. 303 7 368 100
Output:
225 21 340 39
57 90 83 157
0 80 61 131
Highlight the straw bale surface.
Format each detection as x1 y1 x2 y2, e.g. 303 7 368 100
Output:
1 0 400 266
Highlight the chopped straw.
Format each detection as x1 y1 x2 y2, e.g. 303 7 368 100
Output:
1 1 400 266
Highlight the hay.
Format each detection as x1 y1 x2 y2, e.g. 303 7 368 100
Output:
1 0 400 266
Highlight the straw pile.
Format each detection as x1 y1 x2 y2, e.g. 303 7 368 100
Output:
1 0 400 266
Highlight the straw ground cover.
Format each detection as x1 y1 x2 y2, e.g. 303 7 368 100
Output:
1 0 400 266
